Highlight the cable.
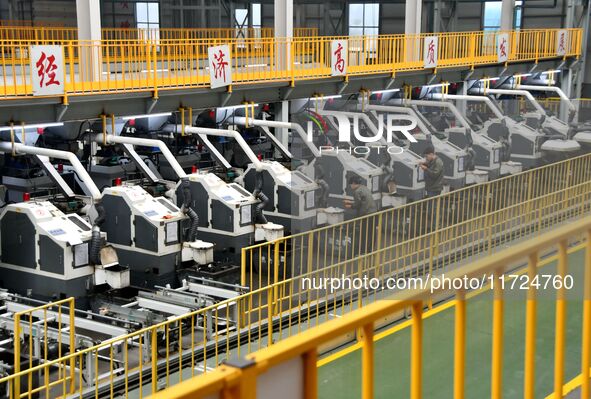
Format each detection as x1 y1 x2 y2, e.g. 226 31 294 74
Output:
303 113 324 133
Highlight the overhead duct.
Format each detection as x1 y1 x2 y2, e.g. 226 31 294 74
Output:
178 126 265 171
511 84 576 112
0 141 101 200
470 88 548 115
230 117 321 158
90 133 188 179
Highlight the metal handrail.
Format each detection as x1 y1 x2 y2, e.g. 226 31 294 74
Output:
150 215 591 399
0 28 581 100
0 152 589 399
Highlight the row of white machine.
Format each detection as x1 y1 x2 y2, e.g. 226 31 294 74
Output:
0 82 588 343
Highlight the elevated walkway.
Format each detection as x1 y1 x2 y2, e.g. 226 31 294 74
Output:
0 28 582 124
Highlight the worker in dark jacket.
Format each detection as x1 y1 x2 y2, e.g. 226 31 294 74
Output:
344 175 378 255
344 175 377 217
420 145 444 197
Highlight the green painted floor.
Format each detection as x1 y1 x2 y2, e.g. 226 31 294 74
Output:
318 250 587 399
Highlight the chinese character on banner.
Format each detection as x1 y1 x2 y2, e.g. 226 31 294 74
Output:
497 33 509 63
331 40 348 76
423 36 438 68
30 45 64 96
556 30 567 56
208 45 232 89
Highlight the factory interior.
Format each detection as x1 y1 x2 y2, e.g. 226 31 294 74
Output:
0 0 589 398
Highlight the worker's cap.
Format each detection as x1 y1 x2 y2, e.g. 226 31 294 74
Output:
422 145 435 155
348 175 363 185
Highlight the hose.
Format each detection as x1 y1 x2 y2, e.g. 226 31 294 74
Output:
253 172 268 224
185 208 199 242
465 147 476 171
90 202 105 265
180 178 199 241
303 113 324 134
381 163 397 192
306 110 329 132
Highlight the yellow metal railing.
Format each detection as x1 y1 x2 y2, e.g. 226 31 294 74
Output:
0 153 590 398
243 149 591 289
0 28 581 99
12 297 76 399
536 97 591 116
469 97 591 117
0 26 317 42
149 215 591 399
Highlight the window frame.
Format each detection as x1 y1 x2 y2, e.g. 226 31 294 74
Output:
348 3 380 37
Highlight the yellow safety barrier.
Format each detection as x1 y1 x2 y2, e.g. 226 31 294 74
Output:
12 297 76 399
535 97 591 117
0 26 317 42
149 215 591 399
0 153 590 398
243 151 591 289
0 28 581 99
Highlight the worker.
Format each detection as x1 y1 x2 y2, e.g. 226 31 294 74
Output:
344 175 377 255
420 145 444 197
344 175 377 217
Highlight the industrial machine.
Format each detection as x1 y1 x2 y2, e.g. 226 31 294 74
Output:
227 116 346 226
271 107 387 211
431 93 544 169
316 108 423 203
161 123 315 233
364 104 469 189
431 94 524 176
502 83 591 146
84 130 282 278
469 88 583 154
0 142 127 308
403 99 506 179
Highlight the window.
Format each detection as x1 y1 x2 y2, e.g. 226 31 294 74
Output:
251 3 262 29
483 0 522 30
483 2 502 30
514 1 523 29
136 2 160 40
235 8 248 38
348 3 379 36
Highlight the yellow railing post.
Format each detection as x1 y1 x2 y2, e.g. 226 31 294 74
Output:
13 312 21 399
267 284 274 346
361 323 374 399
485 183 493 254
454 292 466 399
429 196 443 280
69 299 76 394
303 349 318 399
411 302 424 399
152 329 158 394
152 43 159 99
582 229 591 399
523 253 538 399
374 213 383 275
554 240 568 397
273 240 280 314
241 247 247 287
491 268 504 399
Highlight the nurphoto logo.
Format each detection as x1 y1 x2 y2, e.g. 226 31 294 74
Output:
307 113 419 155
